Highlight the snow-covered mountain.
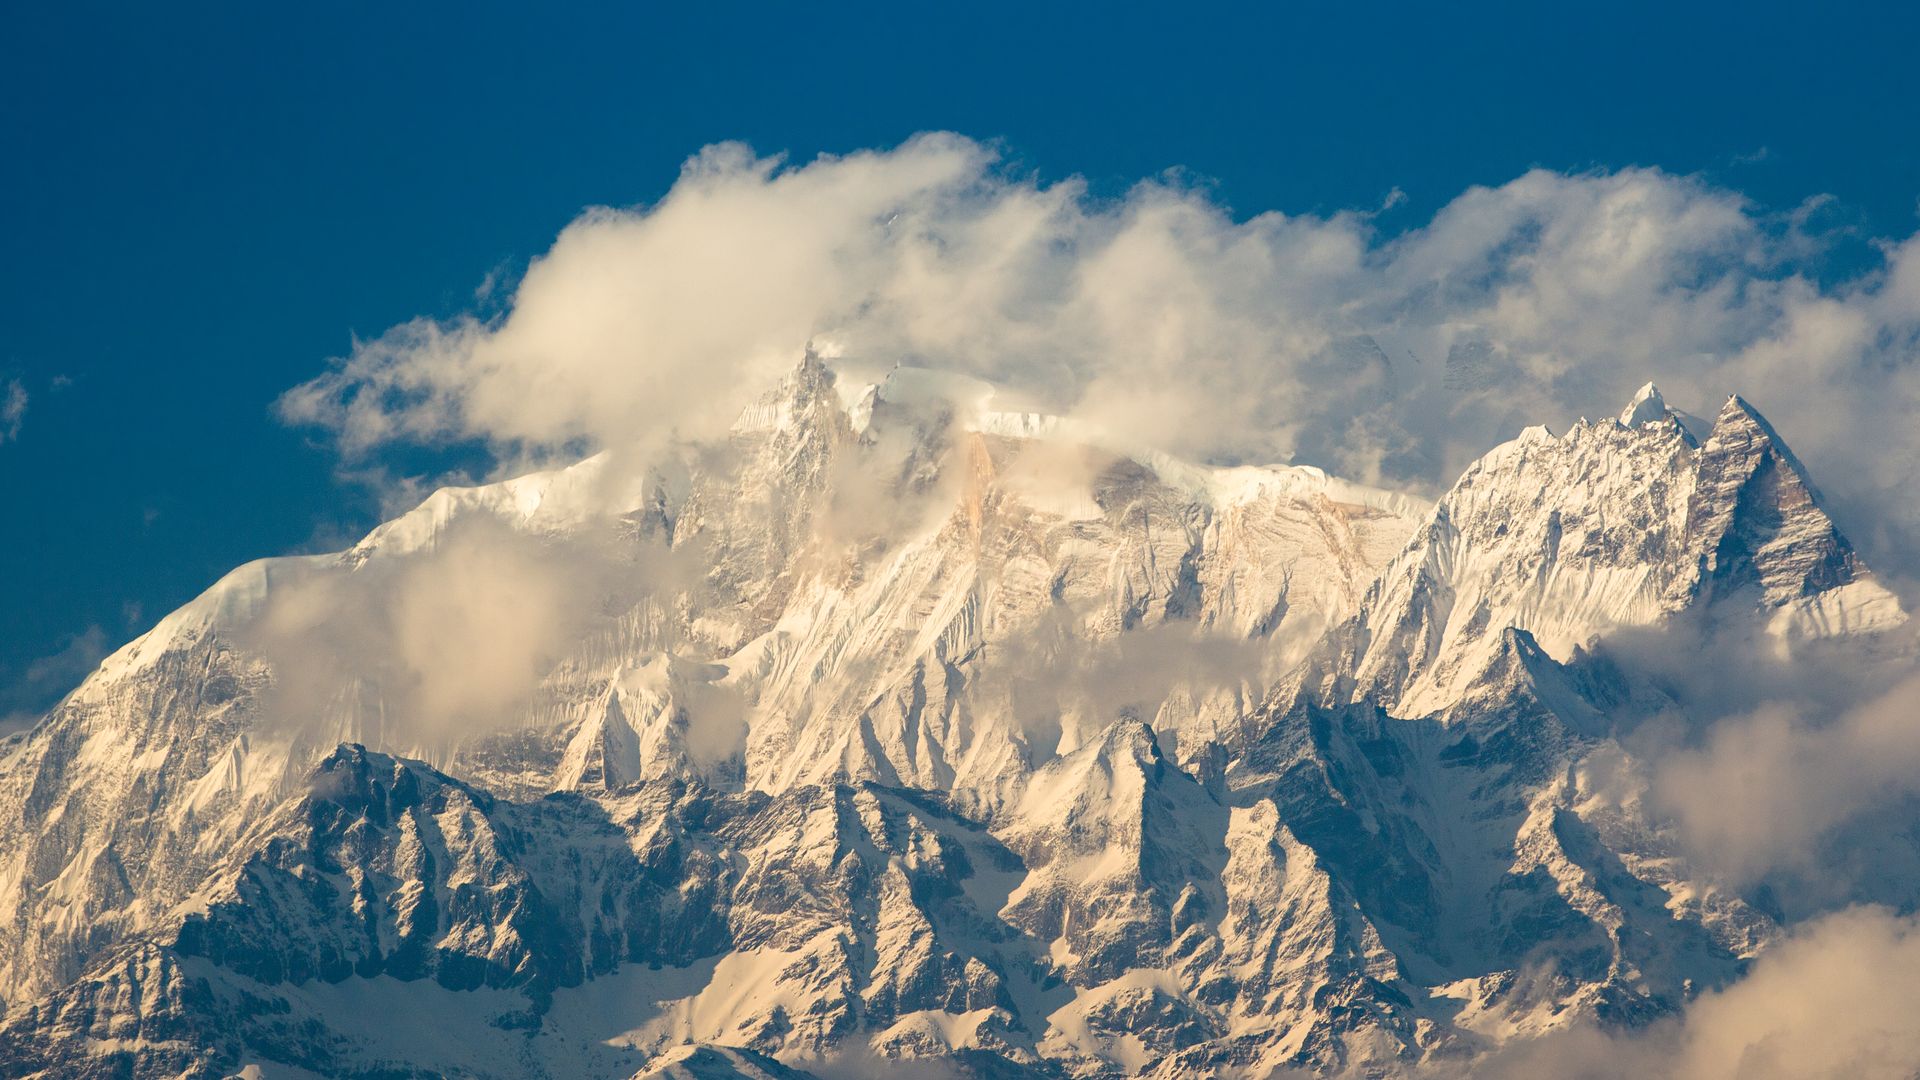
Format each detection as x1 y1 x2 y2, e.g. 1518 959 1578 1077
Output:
0 357 1906 1078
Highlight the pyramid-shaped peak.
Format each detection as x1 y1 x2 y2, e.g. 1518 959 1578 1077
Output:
1720 392 1758 419
1706 393 1815 484
1716 393 1782 434
1617 381 1670 427
1684 391 1878 609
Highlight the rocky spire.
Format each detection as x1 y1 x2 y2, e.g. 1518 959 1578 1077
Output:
1685 394 1863 605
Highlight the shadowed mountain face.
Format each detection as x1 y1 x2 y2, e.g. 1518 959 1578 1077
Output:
0 359 1906 1078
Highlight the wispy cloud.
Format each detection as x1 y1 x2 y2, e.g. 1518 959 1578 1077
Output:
1 379 25 443
0 625 109 734
241 518 604 751
1471 906 1920 1080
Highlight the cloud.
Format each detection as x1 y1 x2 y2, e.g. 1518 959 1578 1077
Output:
278 135 999 466
1565 612 1920 899
969 611 1272 760
241 517 607 753
277 136 1920 579
1648 674 1920 886
1668 906 1920 1079
1 379 25 443
1471 906 1920 1080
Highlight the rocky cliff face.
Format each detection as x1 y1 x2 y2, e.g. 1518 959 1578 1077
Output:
0 362 1905 1078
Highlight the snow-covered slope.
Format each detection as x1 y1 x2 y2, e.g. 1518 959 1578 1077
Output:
1328 385 1902 717
0 361 1905 1078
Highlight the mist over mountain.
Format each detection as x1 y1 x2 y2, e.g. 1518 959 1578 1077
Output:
2 335 1916 1077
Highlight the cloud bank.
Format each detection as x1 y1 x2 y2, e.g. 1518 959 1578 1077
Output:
1474 906 1920 1080
281 133 1920 575
1565 613 1920 906
1649 674 1920 888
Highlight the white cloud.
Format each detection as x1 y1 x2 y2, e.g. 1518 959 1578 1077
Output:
279 135 999 464
1557 612 1920 907
1670 906 1920 1079
243 518 605 751
1649 674 1920 886
278 136 1920 575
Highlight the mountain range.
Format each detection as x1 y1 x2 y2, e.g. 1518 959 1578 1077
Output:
0 354 1907 1078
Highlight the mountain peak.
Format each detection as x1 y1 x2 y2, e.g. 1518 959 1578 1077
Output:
1705 392 1820 500
732 349 844 437
1685 392 1881 610
1617 381 1670 427
1718 392 1765 430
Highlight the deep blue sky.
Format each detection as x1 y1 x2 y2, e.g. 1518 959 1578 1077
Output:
4 0 1918 716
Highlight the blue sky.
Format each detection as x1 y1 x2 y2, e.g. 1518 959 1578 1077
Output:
4 0 1919 720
